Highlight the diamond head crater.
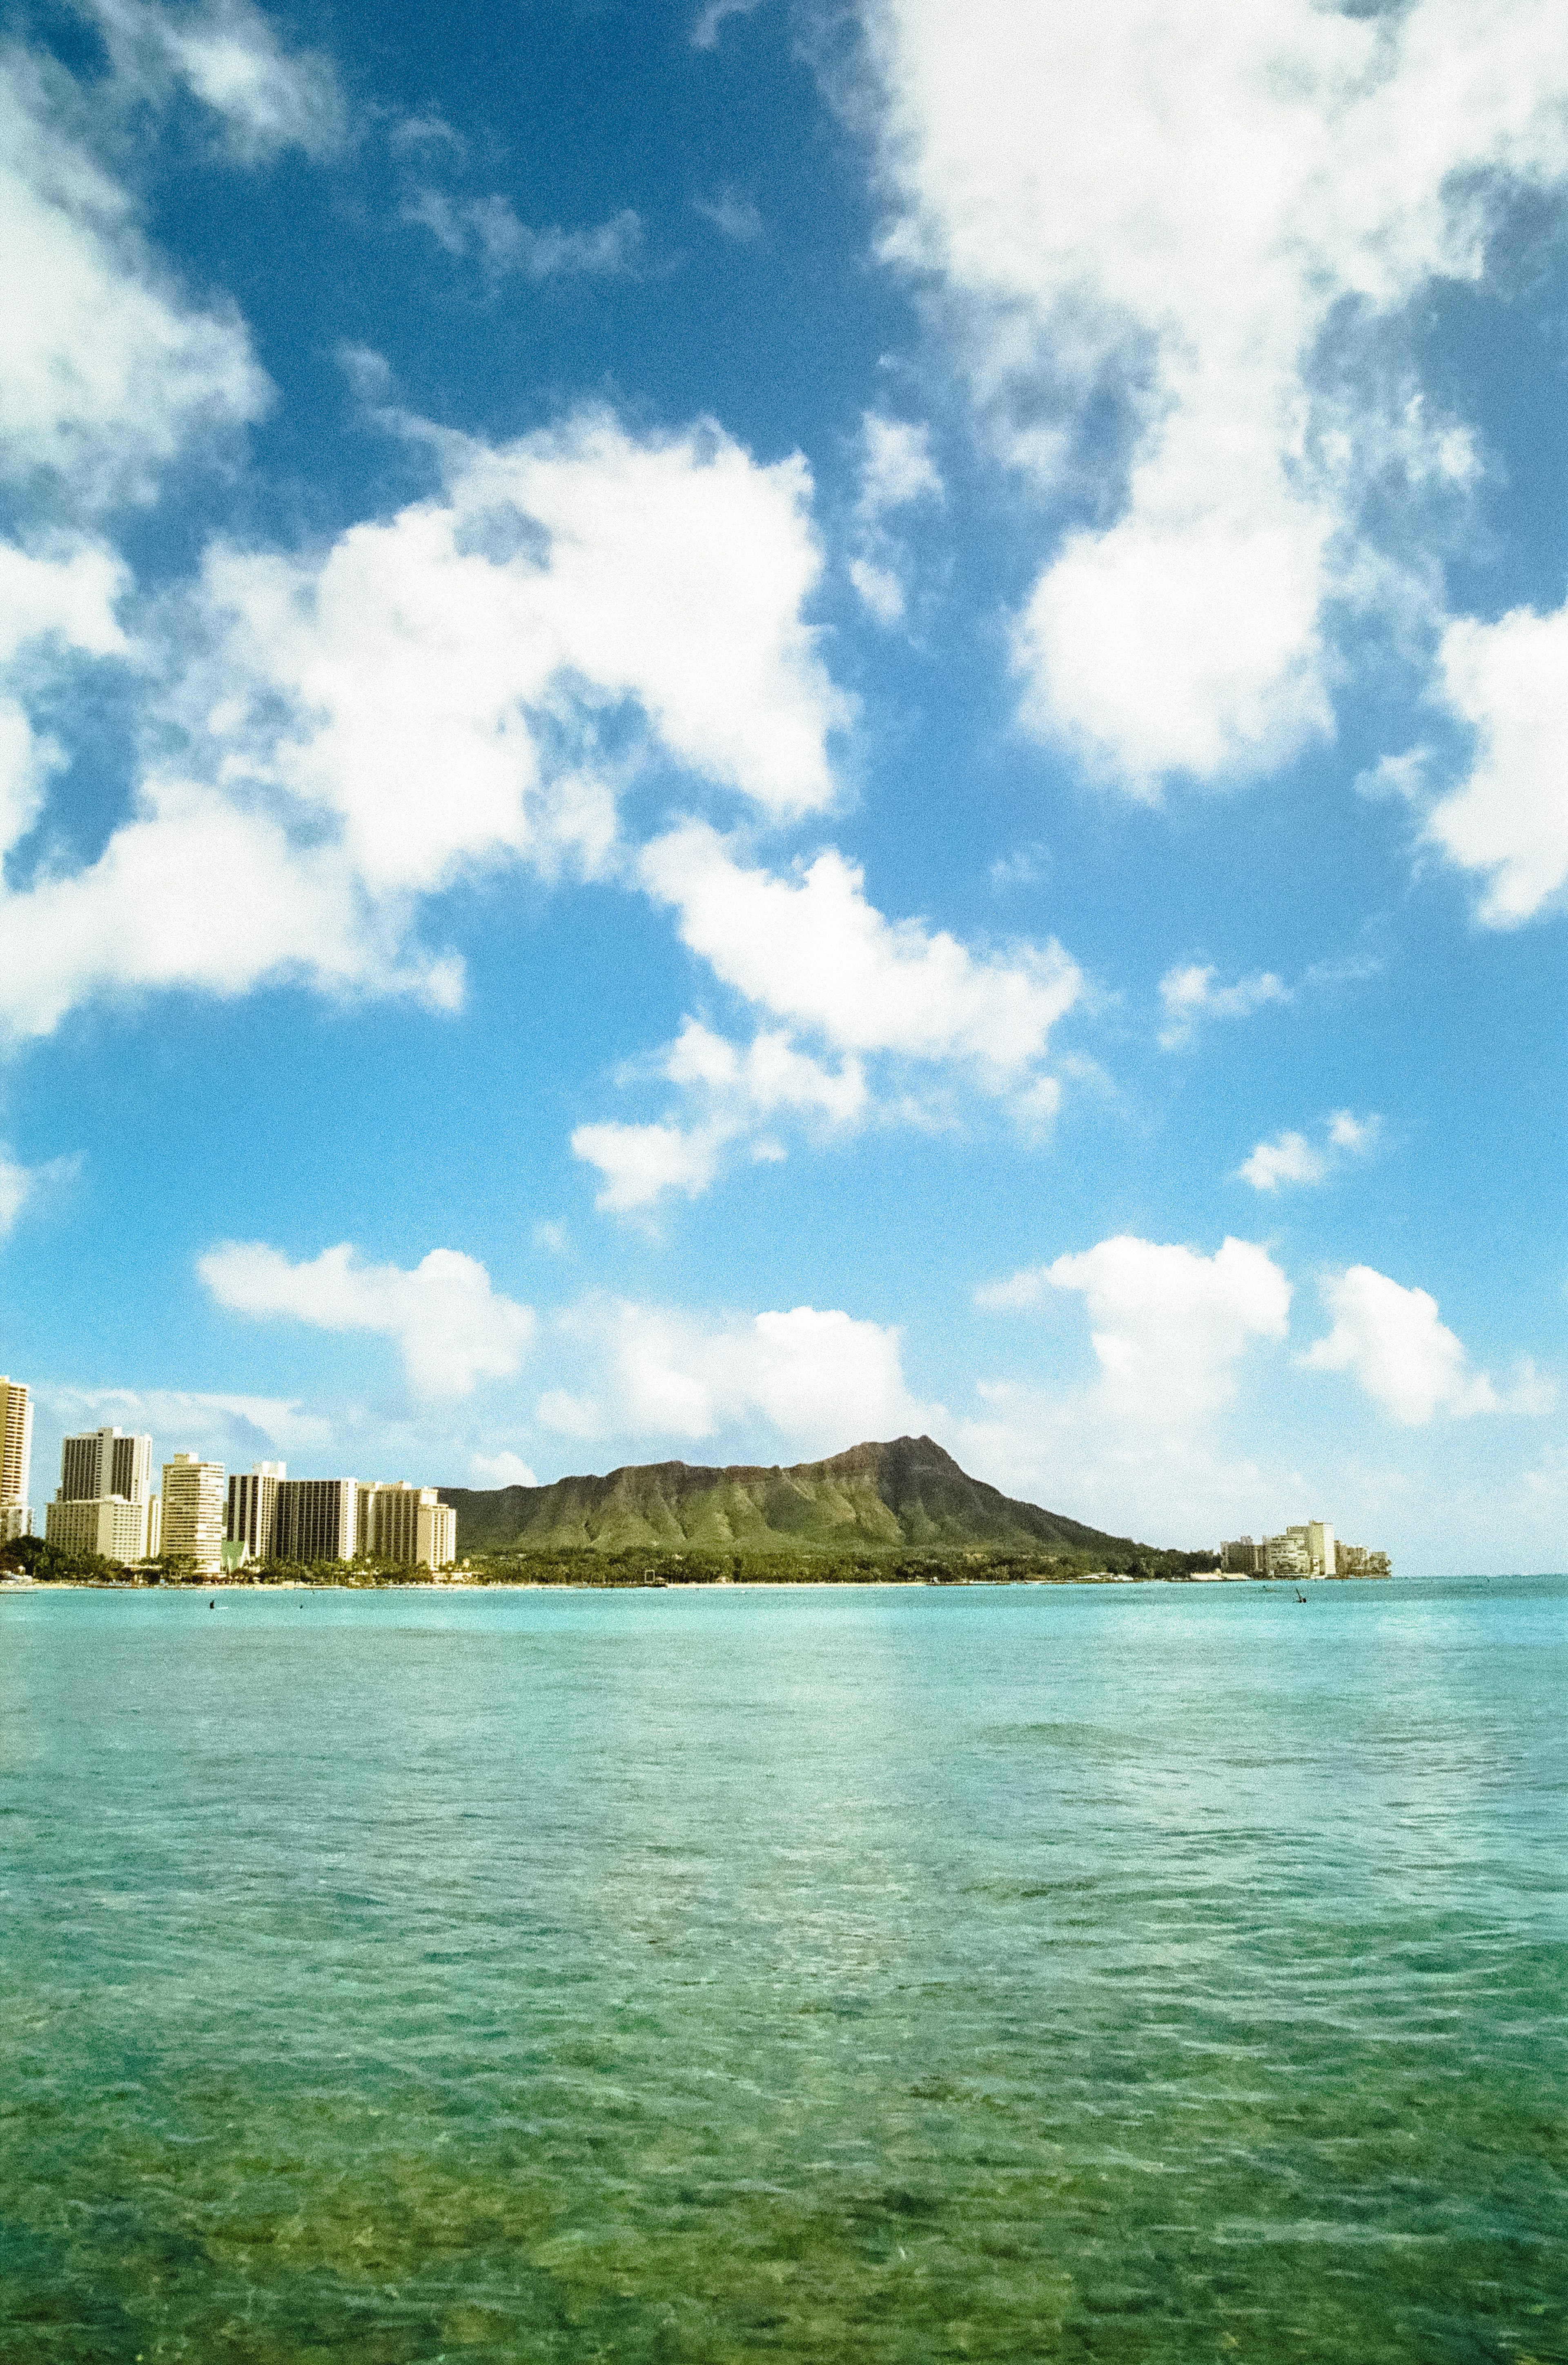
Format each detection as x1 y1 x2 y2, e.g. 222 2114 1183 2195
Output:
437 1436 1216 1587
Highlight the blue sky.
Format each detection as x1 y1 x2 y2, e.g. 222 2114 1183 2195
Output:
3 0 1567 1569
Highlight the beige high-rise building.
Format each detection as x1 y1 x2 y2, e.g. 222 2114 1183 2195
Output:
161 1454 226 1573
0 1376 34 1542
357 1480 457 1569
47 1424 160 1561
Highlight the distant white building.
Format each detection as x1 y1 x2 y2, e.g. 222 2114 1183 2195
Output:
1305 1520 1336 1577
1229 1517 1385 1578
0 1375 34 1542
47 1424 160 1561
162 1454 226 1573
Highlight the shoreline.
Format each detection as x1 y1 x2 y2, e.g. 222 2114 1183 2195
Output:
2 1569 1397 1593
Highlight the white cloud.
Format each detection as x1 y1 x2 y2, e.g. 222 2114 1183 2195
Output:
1158 962 1289 1049
0 1147 78 1236
0 54 269 508
556 1297 936 1452
592 829 1077 1203
1236 1109 1380 1191
471 1449 538 1487
1427 602 1568 926
1327 1109 1379 1155
0 778 463 1046
536 1388 601 1438
405 189 643 278
848 412 942 625
861 0 1568 787
858 414 942 520
983 1235 1292 1425
642 823 1079 1066
570 1117 728 1215
690 0 764 50
1 406 846 1044
693 187 764 243
1236 1132 1326 1192
83 0 347 161
1300 1265 1541 1425
198 1240 535 1398
571 1018 865 1211
40 1381 332 1457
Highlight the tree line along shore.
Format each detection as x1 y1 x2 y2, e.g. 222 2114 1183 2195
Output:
3 1538 1342 1589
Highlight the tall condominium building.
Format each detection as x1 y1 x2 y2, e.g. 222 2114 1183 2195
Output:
273 1477 358 1563
357 1480 457 1570
162 1454 226 1573
0 1375 34 1542
46 1424 160 1561
227 1462 287 1560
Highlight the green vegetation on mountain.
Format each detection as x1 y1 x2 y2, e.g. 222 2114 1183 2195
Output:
441 1436 1208 1579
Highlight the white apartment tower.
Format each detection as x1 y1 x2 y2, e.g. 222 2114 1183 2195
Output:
46 1424 160 1562
0 1376 34 1541
227 1463 286 1562
1305 1520 1336 1578
162 1454 226 1573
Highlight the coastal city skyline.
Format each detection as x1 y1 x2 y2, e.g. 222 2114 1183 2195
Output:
4 1367 1387 1580
3 0 1567 1573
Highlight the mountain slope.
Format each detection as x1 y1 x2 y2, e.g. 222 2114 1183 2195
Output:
439 1436 1143 1557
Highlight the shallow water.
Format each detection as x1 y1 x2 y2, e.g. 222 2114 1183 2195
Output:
1 1577 1564 2363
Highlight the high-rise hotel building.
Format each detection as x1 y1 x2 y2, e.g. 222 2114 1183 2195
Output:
0 1376 33 1542
162 1454 226 1573
227 1462 286 1560
273 1476 359 1563
358 1480 457 1571
46 1424 160 1561
224 1465 457 1569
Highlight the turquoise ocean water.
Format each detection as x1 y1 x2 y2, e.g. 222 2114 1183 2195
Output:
1 1577 1564 2363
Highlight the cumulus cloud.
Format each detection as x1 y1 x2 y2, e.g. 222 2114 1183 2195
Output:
1158 962 1290 1050
584 828 1078 1204
860 0 1568 788
0 53 269 509
547 1297 936 1452
1 406 847 1045
1301 1265 1537 1425
573 1019 865 1210
980 1235 1292 1424
471 1449 538 1486
1236 1109 1380 1191
1427 602 1568 926
198 1240 535 1398
643 823 1079 1065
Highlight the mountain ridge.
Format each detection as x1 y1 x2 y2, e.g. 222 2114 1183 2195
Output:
439 1435 1150 1559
